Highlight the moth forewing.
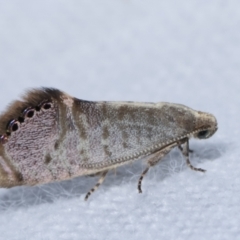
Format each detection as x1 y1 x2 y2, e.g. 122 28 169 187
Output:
0 88 218 200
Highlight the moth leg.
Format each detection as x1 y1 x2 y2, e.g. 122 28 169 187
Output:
87 172 103 177
138 166 150 193
179 139 206 172
178 144 193 153
138 143 176 193
85 170 108 201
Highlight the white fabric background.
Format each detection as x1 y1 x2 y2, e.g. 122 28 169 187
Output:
0 1 239 239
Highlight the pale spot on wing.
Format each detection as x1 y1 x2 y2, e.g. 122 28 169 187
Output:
61 94 74 108
0 157 15 181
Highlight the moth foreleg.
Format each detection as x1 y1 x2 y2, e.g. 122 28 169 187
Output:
85 170 108 201
178 144 194 153
179 139 206 172
138 143 176 193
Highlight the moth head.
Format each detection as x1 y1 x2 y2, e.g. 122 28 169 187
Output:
193 111 218 140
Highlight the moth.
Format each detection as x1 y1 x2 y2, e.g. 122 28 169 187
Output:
0 88 218 200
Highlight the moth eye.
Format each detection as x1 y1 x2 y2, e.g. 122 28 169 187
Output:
197 130 209 139
42 102 53 110
22 107 35 118
7 120 20 132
